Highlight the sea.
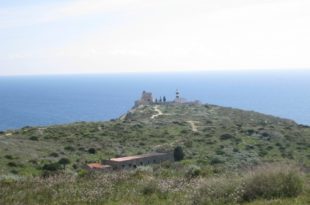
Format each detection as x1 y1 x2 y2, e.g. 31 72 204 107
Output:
0 70 309 131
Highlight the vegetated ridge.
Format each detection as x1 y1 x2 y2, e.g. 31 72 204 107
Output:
0 103 310 205
0 103 309 175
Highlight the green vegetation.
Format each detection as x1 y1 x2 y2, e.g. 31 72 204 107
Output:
0 163 309 205
0 103 309 204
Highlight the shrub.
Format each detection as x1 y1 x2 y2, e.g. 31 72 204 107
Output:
193 177 243 205
88 148 96 154
185 165 201 178
242 165 303 201
220 133 234 140
58 158 70 169
215 149 225 155
233 148 239 152
4 155 14 160
10 169 19 175
210 156 223 165
7 162 17 167
49 152 59 157
174 146 184 161
141 181 159 195
78 169 89 178
246 129 255 135
29 159 38 164
245 145 254 150
64 146 75 151
258 150 268 157
72 164 78 169
29 136 38 141
184 140 193 148
193 164 303 204
42 162 61 171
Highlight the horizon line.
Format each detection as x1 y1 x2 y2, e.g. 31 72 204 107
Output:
0 68 310 77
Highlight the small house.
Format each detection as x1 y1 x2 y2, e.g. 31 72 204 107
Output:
103 152 173 170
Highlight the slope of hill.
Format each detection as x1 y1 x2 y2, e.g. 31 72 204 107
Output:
0 103 309 176
1 103 310 204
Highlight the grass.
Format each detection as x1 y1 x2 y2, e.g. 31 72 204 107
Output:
0 163 309 205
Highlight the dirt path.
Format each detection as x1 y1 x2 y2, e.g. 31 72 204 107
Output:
151 105 163 119
187 121 199 132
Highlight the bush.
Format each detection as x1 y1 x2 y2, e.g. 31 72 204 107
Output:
42 162 61 171
49 152 59 157
64 146 75 151
220 133 234 140
185 165 201 178
88 148 96 154
210 156 223 165
78 169 89 178
10 169 19 175
193 177 243 205
4 155 14 160
242 165 303 201
233 148 239 152
29 136 38 141
7 162 17 167
193 164 304 204
141 181 159 195
174 146 184 161
58 158 70 169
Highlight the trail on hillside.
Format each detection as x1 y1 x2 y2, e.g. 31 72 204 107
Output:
151 105 163 119
187 121 199 132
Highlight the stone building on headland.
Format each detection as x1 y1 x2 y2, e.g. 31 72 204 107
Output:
134 89 201 108
134 91 153 107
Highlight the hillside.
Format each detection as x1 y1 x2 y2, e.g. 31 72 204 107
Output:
1 103 310 205
0 103 309 176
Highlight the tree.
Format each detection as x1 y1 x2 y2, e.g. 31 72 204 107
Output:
174 146 185 161
58 158 70 169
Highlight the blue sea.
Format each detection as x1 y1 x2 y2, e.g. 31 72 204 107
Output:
0 70 309 131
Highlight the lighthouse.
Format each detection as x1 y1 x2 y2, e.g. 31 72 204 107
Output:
174 89 187 103
176 89 180 100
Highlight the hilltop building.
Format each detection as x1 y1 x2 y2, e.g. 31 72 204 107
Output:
134 89 200 107
135 91 153 107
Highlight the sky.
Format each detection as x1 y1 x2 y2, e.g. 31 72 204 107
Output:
0 0 310 76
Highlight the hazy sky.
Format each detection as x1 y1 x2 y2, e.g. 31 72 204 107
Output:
0 0 309 76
